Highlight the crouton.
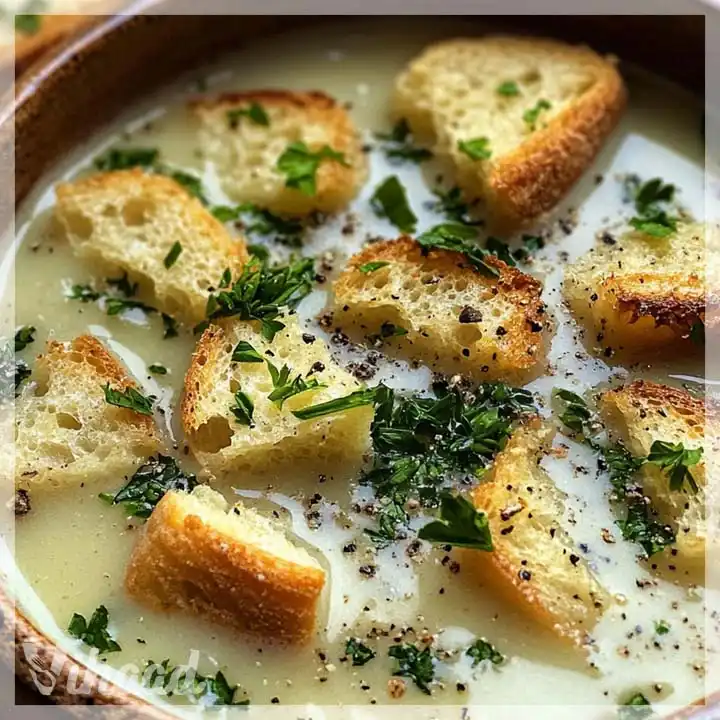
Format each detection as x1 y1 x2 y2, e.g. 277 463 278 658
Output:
191 90 367 215
468 421 610 646
393 36 626 229
332 237 548 382
125 485 326 644
599 381 707 564
181 314 373 478
15 335 161 488
564 222 705 355
55 169 248 324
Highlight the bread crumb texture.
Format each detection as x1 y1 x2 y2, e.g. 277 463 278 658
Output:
55 169 248 324
333 237 548 382
394 36 626 228
469 420 610 646
599 381 708 565
191 90 367 215
564 222 704 355
182 314 373 478
125 485 326 644
15 335 161 488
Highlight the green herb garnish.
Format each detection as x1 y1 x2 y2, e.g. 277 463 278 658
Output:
214 203 304 248
618 691 653 719
163 241 183 269
162 313 179 339
466 637 505 666
100 455 197 519
102 384 154 416
230 390 254 427
416 223 499 277
496 80 520 97
106 272 138 297
430 186 481 226
276 141 348 196
654 620 670 635
418 492 493 550
15 14 41 35
14 325 35 352
68 284 102 302
148 364 168 375
370 175 417 233
68 605 121 654
227 102 270 129
457 137 492 161
231 340 264 363
359 261 390 274
104 297 157 317
647 440 702 493
628 178 678 237
291 388 377 421
267 360 324 409
485 237 516 266
388 643 434 695
345 638 376 666
165 169 208 204
375 119 433 164
523 99 552 130
94 147 159 172
552 388 592 435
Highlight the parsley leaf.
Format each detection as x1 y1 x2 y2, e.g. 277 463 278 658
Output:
266 360 324 409
102 384 154 416
15 14 41 35
163 241 183 269
370 175 417 233
496 80 520 97
14 325 35 352
104 297 157 317
597 442 646 499
165 169 208 204
359 261 390 274
162 313 179 339
101 455 197 519
204 256 315 342
628 177 678 237
276 141 348 196
618 692 653 720
106 272 138 297
485 237 516 266
148 364 167 375
466 637 505 666
213 203 305 248
654 619 670 635
523 99 552 130
345 638 376 666
416 223 499 278
429 186 481 225
94 147 159 171
68 284 101 302
457 137 492 160
646 440 703 493
231 340 264 363
634 178 675 214
68 605 121 654
552 388 592 435
291 388 377 421
227 102 270 128
375 119 433 164
388 643 434 695
418 492 493 550
619 500 676 558
230 390 254 427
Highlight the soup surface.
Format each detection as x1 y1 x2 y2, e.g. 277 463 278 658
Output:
7 17 712 716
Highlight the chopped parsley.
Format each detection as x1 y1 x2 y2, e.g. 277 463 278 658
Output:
14 325 35 352
231 340 264 363
429 186 481 226
212 203 305 248
466 637 505 667
227 102 270 129
68 605 121 654
204 256 315 341
165 169 208 204
276 141 348 196
106 272 138 297
104 297 157 317
418 492 493 550
230 390 254 427
102 384 154 416
148 364 168 375
267 360 324 409
368 322 408 344
345 638 376 666
457 137 492 161
646 440 702 493
388 643 434 695
370 175 417 233
485 236 516 266
359 261 390 274
100 455 197 519
552 388 592 435
15 13 41 34
68 284 102 302
523 99 552 130
291 388 377 421
496 80 520 96
163 241 183 269
375 119 433 163
94 147 159 172
628 177 678 238
162 313 179 339
618 691 653 719
416 223 499 277
144 659 249 706
654 619 670 635
618 501 676 559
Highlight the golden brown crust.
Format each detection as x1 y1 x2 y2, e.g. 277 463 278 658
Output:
125 491 326 644
489 60 627 228
334 237 548 380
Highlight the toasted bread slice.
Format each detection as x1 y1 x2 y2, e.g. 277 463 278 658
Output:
182 314 373 478
394 36 626 228
332 237 548 382
55 169 248 324
469 421 610 646
15 335 161 488
125 485 326 644
599 381 706 564
564 223 704 355
191 90 367 215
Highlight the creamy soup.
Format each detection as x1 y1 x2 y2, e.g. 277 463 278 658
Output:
7 17 712 717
